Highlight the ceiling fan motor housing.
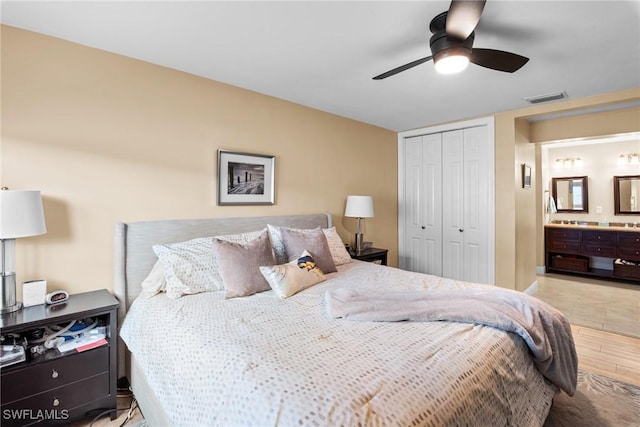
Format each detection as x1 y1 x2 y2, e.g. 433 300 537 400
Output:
429 31 474 62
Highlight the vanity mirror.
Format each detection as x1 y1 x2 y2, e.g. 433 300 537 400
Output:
551 176 589 213
614 175 640 215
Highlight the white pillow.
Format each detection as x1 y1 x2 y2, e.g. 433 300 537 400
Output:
260 250 326 299
267 225 351 266
153 229 264 299
140 260 166 298
322 227 352 265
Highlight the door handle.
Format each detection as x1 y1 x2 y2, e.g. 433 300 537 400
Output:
459 229 464 232
421 226 426 230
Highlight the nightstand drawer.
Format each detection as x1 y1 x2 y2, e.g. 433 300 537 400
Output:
0 372 110 427
349 248 388 266
1 346 109 404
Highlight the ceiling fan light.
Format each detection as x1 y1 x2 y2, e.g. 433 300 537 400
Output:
434 54 469 74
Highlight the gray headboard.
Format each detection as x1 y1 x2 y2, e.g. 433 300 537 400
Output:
113 213 332 379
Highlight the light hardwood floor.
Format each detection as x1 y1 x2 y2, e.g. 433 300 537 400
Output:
535 273 640 386
535 273 640 338
572 324 640 386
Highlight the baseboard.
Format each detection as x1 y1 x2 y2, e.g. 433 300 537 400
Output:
524 280 539 295
536 266 546 275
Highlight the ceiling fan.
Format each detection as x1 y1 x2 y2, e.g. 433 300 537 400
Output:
373 0 529 80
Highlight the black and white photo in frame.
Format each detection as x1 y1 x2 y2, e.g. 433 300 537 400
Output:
217 150 275 205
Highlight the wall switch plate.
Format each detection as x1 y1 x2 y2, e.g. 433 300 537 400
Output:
595 206 603 214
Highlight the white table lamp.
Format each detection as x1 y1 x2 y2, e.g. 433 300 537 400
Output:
0 188 47 314
344 195 374 253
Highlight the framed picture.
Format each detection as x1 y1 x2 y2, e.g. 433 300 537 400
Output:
522 163 532 189
217 150 275 205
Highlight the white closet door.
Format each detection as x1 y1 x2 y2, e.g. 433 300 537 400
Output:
461 126 491 283
403 134 442 274
398 117 494 285
442 130 465 280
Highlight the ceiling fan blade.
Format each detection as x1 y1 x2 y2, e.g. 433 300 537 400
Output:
372 55 433 80
469 48 529 72
446 0 486 40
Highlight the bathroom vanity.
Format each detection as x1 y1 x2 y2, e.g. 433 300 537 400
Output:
545 224 640 282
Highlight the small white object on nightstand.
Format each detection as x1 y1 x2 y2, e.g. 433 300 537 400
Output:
22 279 47 307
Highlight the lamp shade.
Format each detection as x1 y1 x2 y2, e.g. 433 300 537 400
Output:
344 195 374 218
0 190 47 239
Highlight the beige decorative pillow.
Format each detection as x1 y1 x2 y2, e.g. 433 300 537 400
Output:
268 224 350 266
280 227 337 273
260 251 326 299
212 230 276 299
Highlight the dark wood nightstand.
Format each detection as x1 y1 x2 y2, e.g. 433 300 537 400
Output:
1 290 119 426
349 247 389 266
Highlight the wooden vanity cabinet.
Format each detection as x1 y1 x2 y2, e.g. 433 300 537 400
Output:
545 226 640 282
618 233 640 261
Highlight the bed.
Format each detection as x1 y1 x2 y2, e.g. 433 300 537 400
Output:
115 213 577 426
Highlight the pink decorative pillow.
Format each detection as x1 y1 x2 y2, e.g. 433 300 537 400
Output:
211 230 275 299
280 227 337 273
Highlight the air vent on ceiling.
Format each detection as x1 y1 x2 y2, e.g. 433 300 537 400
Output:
523 91 568 104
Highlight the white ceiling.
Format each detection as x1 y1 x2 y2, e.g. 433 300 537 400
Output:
1 1 639 132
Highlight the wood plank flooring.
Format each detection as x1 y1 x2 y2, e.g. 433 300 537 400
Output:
535 273 639 337
536 273 640 385
572 324 640 386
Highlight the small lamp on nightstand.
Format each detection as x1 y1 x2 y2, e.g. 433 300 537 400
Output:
0 188 47 314
344 195 374 254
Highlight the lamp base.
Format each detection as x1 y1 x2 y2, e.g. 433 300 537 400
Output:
1 273 23 314
355 233 364 254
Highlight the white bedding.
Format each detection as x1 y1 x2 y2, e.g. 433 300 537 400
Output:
120 261 558 427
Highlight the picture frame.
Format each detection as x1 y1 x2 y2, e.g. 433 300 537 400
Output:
217 150 275 205
522 163 532 189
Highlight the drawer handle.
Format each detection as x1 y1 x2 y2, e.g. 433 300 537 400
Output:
51 370 59 379
53 398 60 407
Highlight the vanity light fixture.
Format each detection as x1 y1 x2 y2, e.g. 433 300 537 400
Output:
618 153 640 165
553 157 583 169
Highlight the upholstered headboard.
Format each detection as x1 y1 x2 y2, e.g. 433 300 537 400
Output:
113 213 332 378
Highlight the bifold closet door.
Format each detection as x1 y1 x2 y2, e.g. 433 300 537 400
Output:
403 134 442 275
441 127 491 283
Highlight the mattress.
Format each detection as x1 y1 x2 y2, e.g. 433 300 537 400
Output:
120 261 558 426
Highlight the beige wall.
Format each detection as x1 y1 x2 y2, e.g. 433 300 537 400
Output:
0 25 397 296
3 25 638 298
495 88 640 292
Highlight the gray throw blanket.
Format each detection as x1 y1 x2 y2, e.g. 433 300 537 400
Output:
325 287 578 395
